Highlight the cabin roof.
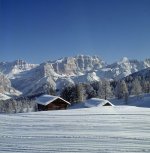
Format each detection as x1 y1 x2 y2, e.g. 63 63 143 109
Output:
84 98 114 107
35 95 70 106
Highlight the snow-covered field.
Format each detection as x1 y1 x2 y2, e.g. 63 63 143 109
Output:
0 106 150 153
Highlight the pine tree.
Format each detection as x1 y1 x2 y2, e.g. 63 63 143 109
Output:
76 83 84 102
131 78 142 97
60 85 78 104
97 80 103 98
141 80 150 93
103 80 112 100
97 80 112 100
115 80 129 103
86 84 97 99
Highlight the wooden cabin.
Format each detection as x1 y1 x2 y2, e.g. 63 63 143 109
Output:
84 98 114 107
36 95 70 111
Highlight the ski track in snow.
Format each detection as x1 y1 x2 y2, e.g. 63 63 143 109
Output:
0 106 150 153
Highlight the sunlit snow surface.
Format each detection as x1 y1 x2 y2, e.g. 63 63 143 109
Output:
0 106 150 153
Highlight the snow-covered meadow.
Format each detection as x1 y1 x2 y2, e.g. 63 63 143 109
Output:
0 106 150 153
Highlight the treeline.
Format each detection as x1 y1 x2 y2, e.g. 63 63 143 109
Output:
0 75 149 113
60 75 150 104
0 95 38 113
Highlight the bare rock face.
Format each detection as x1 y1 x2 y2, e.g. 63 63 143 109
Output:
51 55 105 75
51 57 77 75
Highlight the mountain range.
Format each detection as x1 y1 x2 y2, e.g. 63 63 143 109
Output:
0 55 150 99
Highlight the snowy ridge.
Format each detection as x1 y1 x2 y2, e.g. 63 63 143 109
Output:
0 59 38 78
0 93 11 100
126 67 150 79
11 63 59 95
72 72 100 83
98 57 150 80
0 55 150 96
8 55 106 95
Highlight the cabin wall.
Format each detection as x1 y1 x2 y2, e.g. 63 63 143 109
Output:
103 103 112 106
38 98 69 111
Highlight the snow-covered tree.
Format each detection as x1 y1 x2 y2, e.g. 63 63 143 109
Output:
96 80 102 98
103 79 112 100
97 79 112 100
0 97 37 113
115 80 129 103
76 83 85 102
141 80 150 93
85 84 97 99
131 78 142 97
60 85 76 103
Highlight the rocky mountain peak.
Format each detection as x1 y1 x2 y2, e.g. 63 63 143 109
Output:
0 55 150 97
144 58 150 67
0 60 38 78
119 57 129 63
51 55 105 75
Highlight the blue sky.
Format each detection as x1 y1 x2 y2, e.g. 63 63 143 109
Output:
0 0 150 63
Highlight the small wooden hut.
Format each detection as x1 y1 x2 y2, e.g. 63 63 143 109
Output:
84 98 114 107
36 95 70 111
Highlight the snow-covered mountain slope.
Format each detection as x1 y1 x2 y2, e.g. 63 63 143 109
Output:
97 57 150 80
72 71 100 83
0 59 38 78
0 72 21 99
0 106 150 153
11 62 60 95
0 93 11 100
1 55 150 95
9 55 105 94
12 67 101 95
126 67 150 80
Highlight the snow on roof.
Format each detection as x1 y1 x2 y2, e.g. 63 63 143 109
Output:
84 98 114 107
35 95 70 106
